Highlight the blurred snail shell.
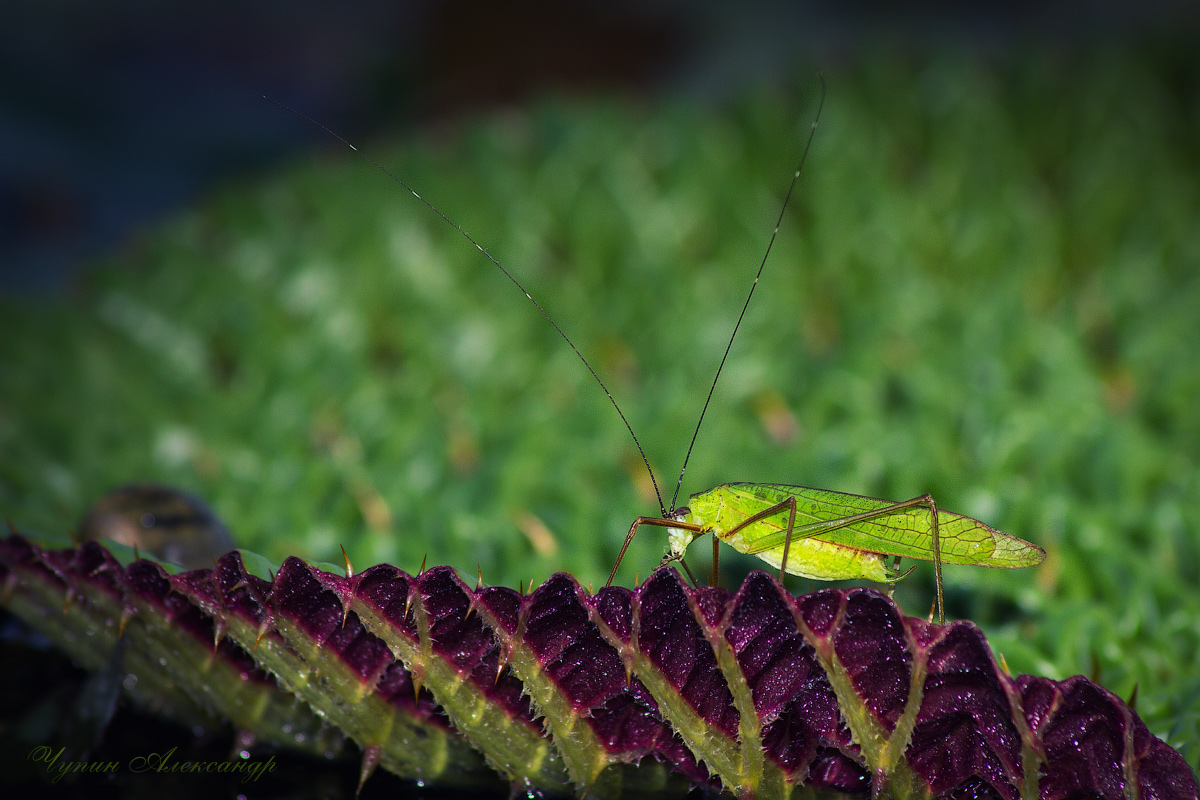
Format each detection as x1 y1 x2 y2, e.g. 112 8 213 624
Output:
78 484 236 570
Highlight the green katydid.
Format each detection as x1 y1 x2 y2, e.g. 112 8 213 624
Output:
275 76 1043 625
593 78 1043 624
610 483 1045 625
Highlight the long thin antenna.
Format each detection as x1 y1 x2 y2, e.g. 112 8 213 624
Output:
667 74 827 514
266 96 668 516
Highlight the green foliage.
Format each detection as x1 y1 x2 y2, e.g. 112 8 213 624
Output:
2 48 1198 767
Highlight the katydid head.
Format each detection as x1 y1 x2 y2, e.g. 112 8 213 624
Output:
665 506 703 562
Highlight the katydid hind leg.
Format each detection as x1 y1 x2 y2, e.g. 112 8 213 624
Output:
735 492 947 623
831 493 942 624
778 497 798 582
884 493 944 624
812 491 943 623
815 492 943 624
928 495 944 625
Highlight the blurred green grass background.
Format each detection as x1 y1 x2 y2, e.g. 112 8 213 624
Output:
2 49 1198 766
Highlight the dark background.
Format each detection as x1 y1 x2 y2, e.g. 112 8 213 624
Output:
3 0 1197 291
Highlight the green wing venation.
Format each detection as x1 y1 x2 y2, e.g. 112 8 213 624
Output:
708 483 1043 568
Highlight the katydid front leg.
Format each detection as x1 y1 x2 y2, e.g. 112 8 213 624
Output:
606 515 706 587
